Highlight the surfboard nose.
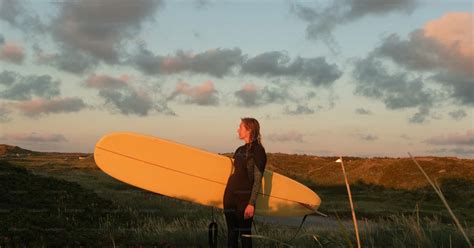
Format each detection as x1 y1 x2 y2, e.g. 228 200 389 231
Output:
297 202 316 212
305 193 321 212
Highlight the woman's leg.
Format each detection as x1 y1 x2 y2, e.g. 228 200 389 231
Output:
224 208 239 248
239 215 253 248
224 188 239 248
235 198 253 248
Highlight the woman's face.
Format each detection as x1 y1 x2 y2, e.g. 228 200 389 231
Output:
237 121 250 141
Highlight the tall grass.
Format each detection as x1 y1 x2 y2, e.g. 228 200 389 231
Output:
89 206 472 247
409 152 472 247
3 158 474 247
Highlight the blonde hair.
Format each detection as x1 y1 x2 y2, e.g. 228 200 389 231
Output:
240 117 263 159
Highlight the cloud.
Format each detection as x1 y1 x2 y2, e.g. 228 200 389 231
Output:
408 105 430 124
371 12 473 106
85 74 129 89
34 46 99 75
83 73 176 116
0 70 15 86
430 71 473 106
448 109 467 121
131 48 342 87
424 12 472 74
234 83 294 107
51 0 162 63
241 51 342 87
290 0 419 49
194 0 212 9
13 97 87 117
283 103 316 115
97 84 177 116
351 13 473 123
234 83 259 107
0 0 45 34
426 147 474 157
132 47 243 77
190 48 243 77
0 42 25 64
233 82 321 115
0 103 11 122
424 129 474 146
400 134 411 140
354 132 378 141
131 47 161 74
0 71 61 100
0 0 20 26
168 80 219 106
259 85 292 105
355 108 372 115
99 87 157 116
353 56 436 110
0 132 67 142
352 56 439 123
267 130 304 143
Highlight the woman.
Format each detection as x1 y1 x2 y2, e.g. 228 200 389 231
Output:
223 117 267 248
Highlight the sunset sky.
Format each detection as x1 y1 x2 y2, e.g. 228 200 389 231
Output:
0 0 472 158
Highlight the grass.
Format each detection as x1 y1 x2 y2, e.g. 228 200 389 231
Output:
1 153 474 247
409 153 472 247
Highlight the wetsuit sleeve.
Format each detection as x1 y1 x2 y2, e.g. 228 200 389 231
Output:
248 145 267 206
253 145 266 174
232 147 239 159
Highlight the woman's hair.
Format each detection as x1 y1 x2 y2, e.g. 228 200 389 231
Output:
240 117 263 159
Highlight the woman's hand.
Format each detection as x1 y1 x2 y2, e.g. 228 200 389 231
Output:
244 204 254 219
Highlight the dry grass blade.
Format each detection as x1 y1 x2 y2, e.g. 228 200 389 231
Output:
408 152 472 248
337 156 361 248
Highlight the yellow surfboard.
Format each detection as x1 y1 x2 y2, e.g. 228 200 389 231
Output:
93 131 321 217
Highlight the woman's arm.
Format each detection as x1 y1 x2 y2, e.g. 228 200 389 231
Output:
247 146 267 206
248 158 263 206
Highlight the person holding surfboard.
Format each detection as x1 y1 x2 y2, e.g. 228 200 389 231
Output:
223 117 267 248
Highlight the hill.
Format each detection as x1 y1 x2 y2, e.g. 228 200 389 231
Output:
3 144 473 190
0 144 38 157
221 153 474 190
0 160 133 246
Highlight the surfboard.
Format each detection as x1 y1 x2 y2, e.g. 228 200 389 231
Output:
93 131 321 217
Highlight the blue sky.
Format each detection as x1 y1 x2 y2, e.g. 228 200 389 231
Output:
0 0 472 158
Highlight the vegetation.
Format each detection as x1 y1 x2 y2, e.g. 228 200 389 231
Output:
1 148 473 247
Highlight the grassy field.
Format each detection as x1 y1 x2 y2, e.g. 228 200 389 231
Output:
1 150 473 247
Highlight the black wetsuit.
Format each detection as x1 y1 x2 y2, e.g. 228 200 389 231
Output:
223 139 266 248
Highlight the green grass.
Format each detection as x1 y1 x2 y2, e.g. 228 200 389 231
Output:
1 155 474 247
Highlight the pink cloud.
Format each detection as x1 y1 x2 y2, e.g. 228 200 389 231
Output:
423 12 473 75
242 83 259 92
425 129 474 146
158 51 200 74
13 97 86 117
168 80 219 105
160 57 185 73
85 74 129 89
234 83 262 107
0 42 25 64
424 12 473 59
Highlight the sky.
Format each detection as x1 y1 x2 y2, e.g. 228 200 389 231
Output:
0 0 472 158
